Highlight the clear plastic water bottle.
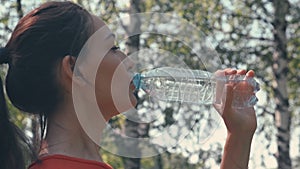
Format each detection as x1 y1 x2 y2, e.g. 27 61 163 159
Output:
132 67 260 108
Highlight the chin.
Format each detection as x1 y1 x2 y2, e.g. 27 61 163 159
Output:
102 92 138 119
130 92 138 107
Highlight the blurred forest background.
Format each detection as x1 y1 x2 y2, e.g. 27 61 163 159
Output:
0 0 299 169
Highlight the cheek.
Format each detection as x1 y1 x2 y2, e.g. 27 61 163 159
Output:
94 56 135 119
95 59 116 118
111 65 136 111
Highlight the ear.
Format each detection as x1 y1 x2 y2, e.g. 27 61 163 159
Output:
60 55 76 93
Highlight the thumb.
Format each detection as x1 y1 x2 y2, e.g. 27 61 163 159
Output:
222 84 234 117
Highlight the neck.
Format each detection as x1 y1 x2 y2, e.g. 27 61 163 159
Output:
41 100 102 162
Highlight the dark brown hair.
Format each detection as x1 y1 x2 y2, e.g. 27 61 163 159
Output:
0 1 94 168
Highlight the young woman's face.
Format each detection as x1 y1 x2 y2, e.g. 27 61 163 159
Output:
91 16 137 120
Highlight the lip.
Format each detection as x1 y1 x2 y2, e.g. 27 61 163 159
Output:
129 81 136 91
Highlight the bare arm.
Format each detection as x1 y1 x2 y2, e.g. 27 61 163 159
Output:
221 131 254 169
214 69 257 169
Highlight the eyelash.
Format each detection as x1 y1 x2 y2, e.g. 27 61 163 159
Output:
111 46 120 51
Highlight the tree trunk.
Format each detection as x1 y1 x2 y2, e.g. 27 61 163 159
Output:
122 117 141 169
272 0 291 168
122 0 142 169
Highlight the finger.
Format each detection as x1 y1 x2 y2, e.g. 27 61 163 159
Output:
237 69 246 75
236 70 254 90
246 70 260 92
225 69 237 84
246 70 255 78
224 68 237 75
222 84 234 117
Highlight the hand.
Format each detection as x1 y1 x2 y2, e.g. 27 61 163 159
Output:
214 69 257 136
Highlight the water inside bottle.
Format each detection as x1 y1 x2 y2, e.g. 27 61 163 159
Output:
137 75 216 105
132 67 260 107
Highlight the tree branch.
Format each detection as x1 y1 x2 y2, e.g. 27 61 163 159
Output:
230 12 272 26
4 25 12 33
257 105 275 117
16 0 23 19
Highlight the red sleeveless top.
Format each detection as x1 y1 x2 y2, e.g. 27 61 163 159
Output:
28 155 113 169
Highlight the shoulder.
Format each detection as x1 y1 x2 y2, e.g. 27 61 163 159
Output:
28 154 113 169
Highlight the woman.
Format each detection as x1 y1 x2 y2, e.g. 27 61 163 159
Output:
0 1 257 169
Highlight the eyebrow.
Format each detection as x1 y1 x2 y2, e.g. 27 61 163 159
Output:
105 33 115 40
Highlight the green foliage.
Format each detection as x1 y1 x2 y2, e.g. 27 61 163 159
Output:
100 149 124 169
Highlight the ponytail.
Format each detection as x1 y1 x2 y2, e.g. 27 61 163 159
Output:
0 1 95 168
0 47 34 169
